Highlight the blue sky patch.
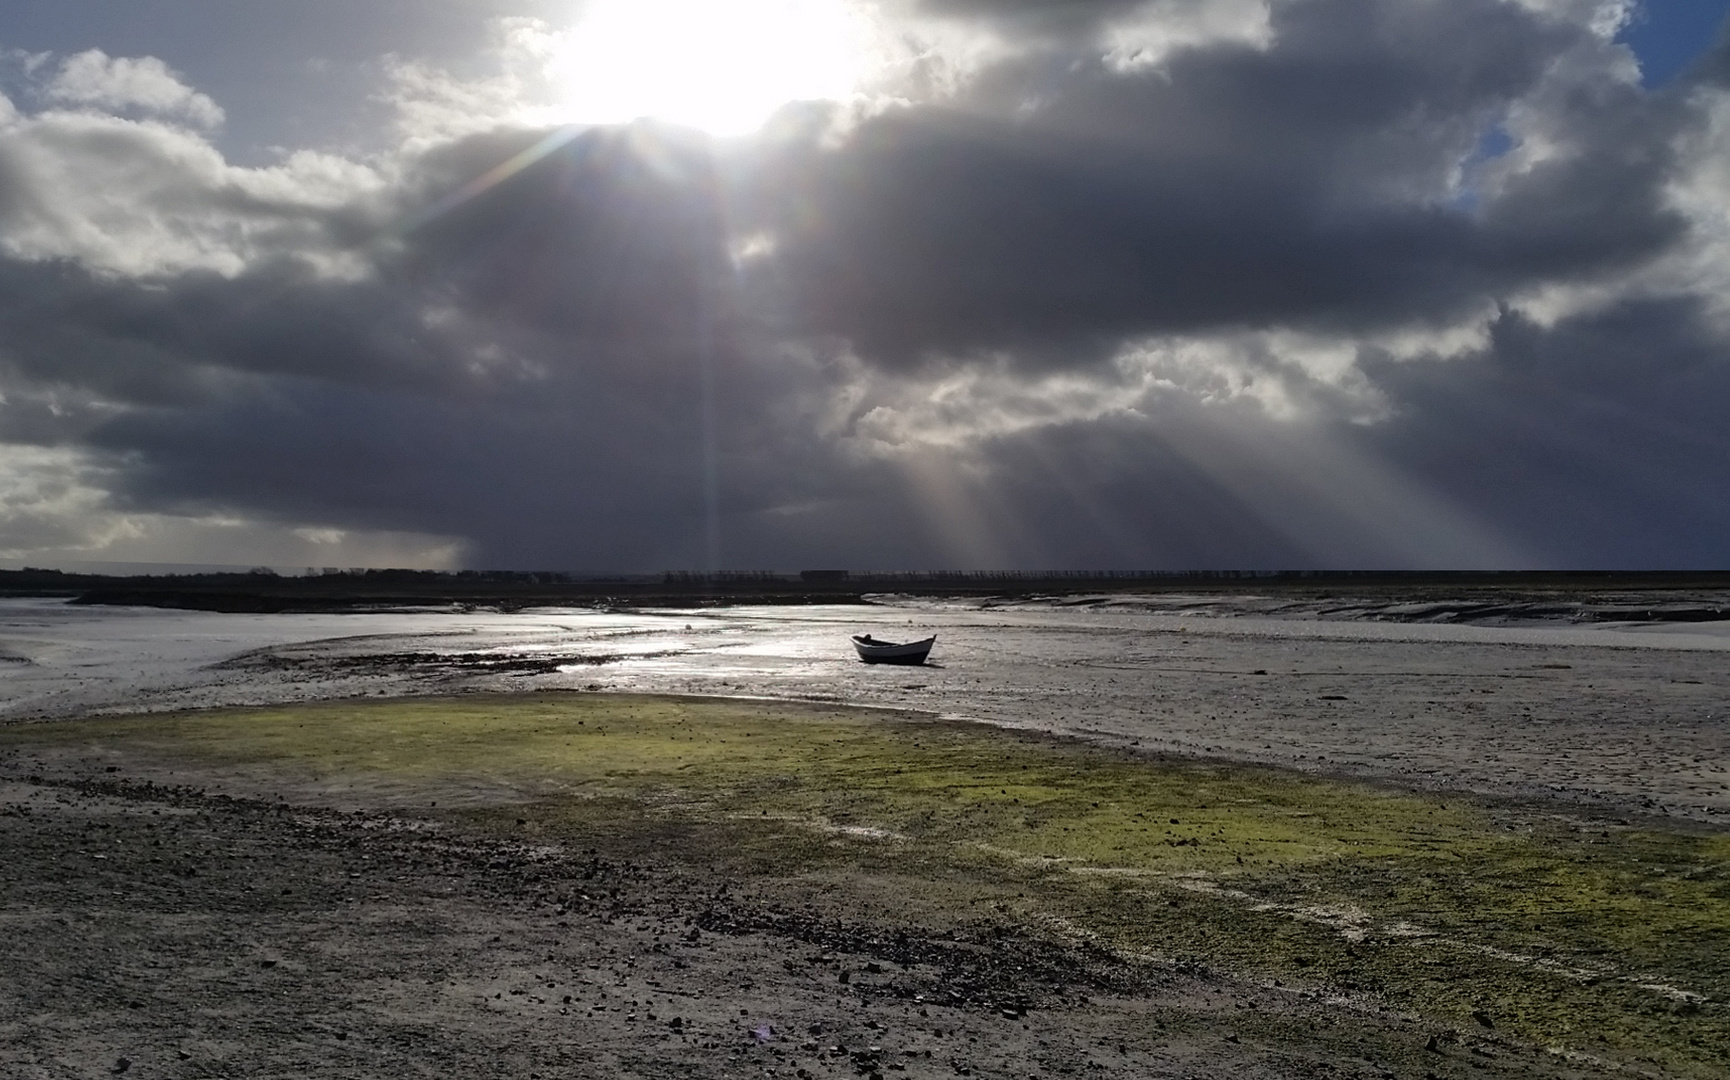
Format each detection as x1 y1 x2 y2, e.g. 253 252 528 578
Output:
1620 0 1730 86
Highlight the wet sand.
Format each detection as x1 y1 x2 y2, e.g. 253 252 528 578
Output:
12 694 1715 1080
5 770 1597 1080
4 598 1727 1078
3 596 1727 821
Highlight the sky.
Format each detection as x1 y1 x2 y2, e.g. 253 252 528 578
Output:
1 0 1729 573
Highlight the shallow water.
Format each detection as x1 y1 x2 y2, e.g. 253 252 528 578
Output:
3 596 1726 821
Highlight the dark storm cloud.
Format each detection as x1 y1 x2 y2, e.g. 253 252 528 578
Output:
90 383 697 568
1358 296 1730 567
0 258 450 407
0 123 733 406
743 0 1684 368
0 114 955 569
0 122 791 566
395 126 731 347
906 0 1149 37
2 0 1729 569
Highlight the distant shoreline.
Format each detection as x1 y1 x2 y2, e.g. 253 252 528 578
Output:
5 566 1730 616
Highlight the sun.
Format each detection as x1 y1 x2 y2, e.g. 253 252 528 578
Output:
551 0 877 137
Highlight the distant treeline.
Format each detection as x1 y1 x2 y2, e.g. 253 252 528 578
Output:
4 565 1729 614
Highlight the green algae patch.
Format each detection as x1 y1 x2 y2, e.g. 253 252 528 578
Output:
9 692 1727 1075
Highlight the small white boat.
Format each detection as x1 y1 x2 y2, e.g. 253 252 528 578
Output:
851 633 936 665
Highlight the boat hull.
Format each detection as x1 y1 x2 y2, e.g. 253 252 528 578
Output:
851 635 935 665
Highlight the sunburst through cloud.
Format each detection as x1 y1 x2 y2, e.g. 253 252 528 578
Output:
548 0 882 135
1 0 1729 571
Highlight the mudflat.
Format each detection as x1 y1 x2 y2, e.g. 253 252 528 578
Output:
5 596 1730 823
2 694 1724 1078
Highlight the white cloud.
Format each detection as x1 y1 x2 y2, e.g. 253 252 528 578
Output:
826 344 1287 459
0 107 382 278
1507 0 1635 39
1500 82 1730 331
1657 86 1730 331
382 19 558 147
1102 0 1274 72
0 444 121 557
809 339 1526 568
875 10 1020 100
844 358 1149 454
46 49 225 128
826 314 1504 458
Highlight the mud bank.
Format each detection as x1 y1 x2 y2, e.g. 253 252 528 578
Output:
2 694 1723 1078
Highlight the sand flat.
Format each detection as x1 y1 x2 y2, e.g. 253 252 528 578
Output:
4 596 1726 821
4 693 1725 1077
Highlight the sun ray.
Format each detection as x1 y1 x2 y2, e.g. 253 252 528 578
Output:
392 125 585 236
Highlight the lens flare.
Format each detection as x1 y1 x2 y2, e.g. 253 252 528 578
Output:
552 0 874 136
